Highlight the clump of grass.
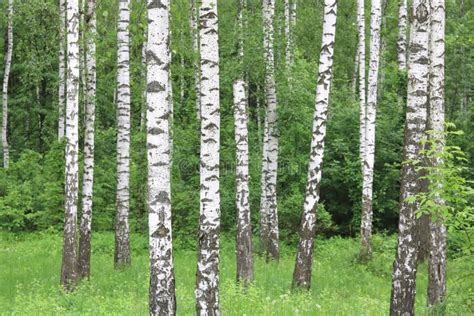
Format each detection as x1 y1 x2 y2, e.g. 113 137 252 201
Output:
0 232 471 315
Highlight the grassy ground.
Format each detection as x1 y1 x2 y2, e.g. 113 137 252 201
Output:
0 232 471 315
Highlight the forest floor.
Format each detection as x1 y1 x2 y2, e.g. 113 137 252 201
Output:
0 232 472 315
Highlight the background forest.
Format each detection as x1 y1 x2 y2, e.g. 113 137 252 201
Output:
0 0 473 314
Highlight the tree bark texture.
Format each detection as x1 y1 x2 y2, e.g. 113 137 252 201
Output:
114 0 132 268
390 1 431 314
195 0 221 314
61 0 80 291
292 0 337 290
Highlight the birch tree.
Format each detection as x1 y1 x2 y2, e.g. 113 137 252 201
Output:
147 0 176 313
115 0 131 267
190 0 201 120
234 80 253 285
2 0 13 169
60 0 80 291
260 0 280 261
357 0 366 169
292 0 337 290
427 0 447 307
195 0 221 314
78 0 96 280
360 0 382 262
397 0 408 71
58 0 66 140
285 0 296 68
390 1 431 313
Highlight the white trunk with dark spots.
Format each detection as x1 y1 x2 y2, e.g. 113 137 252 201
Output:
79 0 97 280
427 0 447 307
397 0 408 71
357 0 366 169
2 0 13 169
114 0 131 267
259 0 280 261
190 0 201 121
58 0 66 141
146 1 176 314
61 0 80 291
195 0 220 314
360 0 382 262
292 0 337 290
233 80 253 285
390 1 431 314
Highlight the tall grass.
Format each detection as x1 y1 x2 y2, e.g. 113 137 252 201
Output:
0 232 471 315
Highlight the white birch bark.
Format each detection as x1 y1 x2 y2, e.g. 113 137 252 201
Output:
234 80 253 285
390 1 431 314
397 0 408 71
78 0 96 280
58 0 66 141
427 0 447 307
114 0 131 267
285 0 290 68
260 0 280 261
292 0 337 289
195 0 220 314
146 1 176 314
357 0 366 169
190 0 201 120
141 29 147 131
360 0 382 263
61 0 80 291
2 0 13 169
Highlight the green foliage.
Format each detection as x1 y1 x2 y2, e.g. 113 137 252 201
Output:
412 126 474 255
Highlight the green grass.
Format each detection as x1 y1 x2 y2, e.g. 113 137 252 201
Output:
0 232 471 315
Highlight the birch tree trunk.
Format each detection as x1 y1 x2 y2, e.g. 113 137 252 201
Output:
356 0 366 169
190 0 201 121
260 0 280 261
427 0 447 307
141 29 147 131
359 0 382 263
61 0 80 291
78 0 96 280
147 1 176 314
397 0 408 71
2 0 13 169
390 1 431 314
234 80 253 285
195 0 220 314
292 0 337 290
58 0 66 141
114 0 131 268
285 0 290 68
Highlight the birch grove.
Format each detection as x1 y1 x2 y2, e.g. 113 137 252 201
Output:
115 0 131 267
60 0 80 291
234 80 253 285
195 0 221 314
390 1 431 314
58 0 66 140
78 0 97 280
2 0 13 169
292 0 337 290
147 0 176 314
360 0 382 262
427 0 447 306
260 0 280 261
